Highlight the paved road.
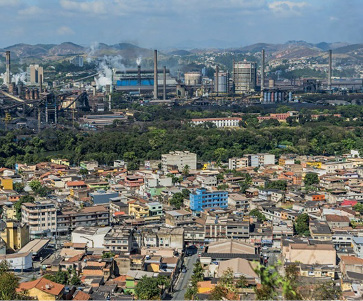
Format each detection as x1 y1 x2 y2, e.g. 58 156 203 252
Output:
172 254 198 300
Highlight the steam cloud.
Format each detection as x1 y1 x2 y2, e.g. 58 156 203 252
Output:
87 42 100 63
12 70 27 85
95 55 125 89
136 56 142 66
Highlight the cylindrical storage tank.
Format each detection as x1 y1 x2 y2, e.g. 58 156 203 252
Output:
271 91 275 102
274 92 278 102
267 92 271 102
35 89 39 99
218 73 228 93
269 79 275 88
278 92 282 102
264 92 268 102
288 92 292 102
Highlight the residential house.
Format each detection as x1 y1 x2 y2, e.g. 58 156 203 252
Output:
17 277 65 300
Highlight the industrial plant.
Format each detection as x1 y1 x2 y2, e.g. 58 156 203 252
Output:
0 43 362 131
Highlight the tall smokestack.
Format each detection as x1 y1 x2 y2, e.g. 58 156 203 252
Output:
261 49 265 93
215 65 219 95
39 74 43 93
328 50 332 91
137 65 141 86
163 66 166 100
5 51 11 86
153 50 158 99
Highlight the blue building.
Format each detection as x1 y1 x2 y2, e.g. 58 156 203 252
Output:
190 188 228 212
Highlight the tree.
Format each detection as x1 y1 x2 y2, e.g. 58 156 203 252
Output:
191 261 204 282
70 273 81 286
182 164 190 177
79 168 88 176
284 264 302 300
185 285 198 300
44 271 69 285
236 275 248 288
14 195 35 221
353 203 363 214
254 263 301 300
13 182 24 193
295 213 310 236
29 180 50 197
0 261 27 300
182 189 190 198
135 276 169 300
310 281 341 300
102 252 115 258
209 268 237 300
169 192 185 209
304 173 319 186
266 180 287 190
185 262 204 300
249 209 267 222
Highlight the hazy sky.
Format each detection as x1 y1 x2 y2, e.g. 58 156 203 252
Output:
0 0 362 48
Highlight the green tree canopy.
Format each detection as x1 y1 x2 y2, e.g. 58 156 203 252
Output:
304 173 320 186
249 209 267 222
295 213 310 236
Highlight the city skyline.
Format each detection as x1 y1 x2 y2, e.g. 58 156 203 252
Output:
0 0 362 49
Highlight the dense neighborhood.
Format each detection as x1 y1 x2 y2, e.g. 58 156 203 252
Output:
0 147 362 300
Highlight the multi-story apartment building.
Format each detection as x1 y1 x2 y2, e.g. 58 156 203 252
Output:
204 216 250 242
190 188 228 212
103 226 133 254
57 205 109 235
246 153 275 167
190 117 242 128
228 157 249 170
161 151 197 172
21 201 57 239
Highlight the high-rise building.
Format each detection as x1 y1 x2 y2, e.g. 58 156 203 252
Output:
233 60 256 93
27 64 44 85
70 55 84 67
21 201 57 239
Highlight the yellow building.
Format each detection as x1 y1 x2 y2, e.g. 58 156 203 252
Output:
306 161 322 169
128 201 149 219
0 221 30 252
18 277 64 300
3 203 17 220
51 158 70 166
1 178 13 190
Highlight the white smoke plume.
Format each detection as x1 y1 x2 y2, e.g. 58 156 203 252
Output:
0 73 6 85
87 42 100 63
12 69 27 85
136 56 142 66
94 55 125 89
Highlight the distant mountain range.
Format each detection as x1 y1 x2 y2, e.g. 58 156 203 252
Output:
0 40 362 62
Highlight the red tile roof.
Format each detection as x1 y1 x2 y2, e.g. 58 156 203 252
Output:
17 277 64 296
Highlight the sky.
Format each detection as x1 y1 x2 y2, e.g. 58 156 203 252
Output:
0 0 362 49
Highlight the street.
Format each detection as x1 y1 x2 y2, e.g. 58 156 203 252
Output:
172 254 198 300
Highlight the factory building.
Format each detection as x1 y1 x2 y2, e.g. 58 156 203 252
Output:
184 72 202 86
112 68 177 95
233 61 256 93
26 65 44 85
